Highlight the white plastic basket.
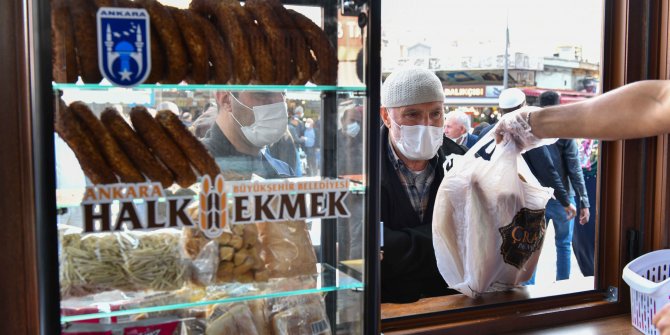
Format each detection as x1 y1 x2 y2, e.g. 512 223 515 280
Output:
622 249 670 335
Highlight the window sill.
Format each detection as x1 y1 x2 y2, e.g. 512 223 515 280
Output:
380 276 630 334
382 276 595 320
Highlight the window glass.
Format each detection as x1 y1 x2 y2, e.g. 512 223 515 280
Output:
381 0 603 310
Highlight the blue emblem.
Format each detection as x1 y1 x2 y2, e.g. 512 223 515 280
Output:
97 7 151 87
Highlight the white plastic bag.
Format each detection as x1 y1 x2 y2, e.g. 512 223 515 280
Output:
433 128 554 298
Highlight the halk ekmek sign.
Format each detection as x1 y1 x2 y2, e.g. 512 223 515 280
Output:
80 176 351 238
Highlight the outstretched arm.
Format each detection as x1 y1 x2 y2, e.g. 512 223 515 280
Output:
533 80 670 140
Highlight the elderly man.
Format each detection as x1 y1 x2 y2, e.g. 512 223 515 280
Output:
380 67 466 303
201 91 294 178
444 110 479 148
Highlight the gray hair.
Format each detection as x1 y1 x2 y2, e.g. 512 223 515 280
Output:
445 110 471 132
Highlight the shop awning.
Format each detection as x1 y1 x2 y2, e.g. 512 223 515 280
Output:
444 97 499 106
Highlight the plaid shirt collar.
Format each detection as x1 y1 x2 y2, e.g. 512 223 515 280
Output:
386 136 438 221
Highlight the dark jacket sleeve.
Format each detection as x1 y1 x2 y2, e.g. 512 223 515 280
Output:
523 146 572 207
382 224 436 278
563 139 590 208
288 124 305 145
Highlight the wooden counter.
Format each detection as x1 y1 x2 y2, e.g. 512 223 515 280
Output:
380 277 641 334
382 276 595 320
500 314 638 335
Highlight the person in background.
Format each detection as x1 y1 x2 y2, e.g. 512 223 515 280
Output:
379 67 465 303
573 138 598 276
180 111 193 127
303 118 318 175
191 103 218 138
538 90 590 282
294 104 305 120
288 112 306 176
336 105 364 175
268 129 298 174
444 110 479 148
477 88 528 140
336 105 365 262
201 91 294 178
156 101 180 116
472 121 490 136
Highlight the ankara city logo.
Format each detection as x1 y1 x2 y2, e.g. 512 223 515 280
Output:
97 7 151 87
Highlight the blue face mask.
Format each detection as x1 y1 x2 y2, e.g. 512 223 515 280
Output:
345 122 361 137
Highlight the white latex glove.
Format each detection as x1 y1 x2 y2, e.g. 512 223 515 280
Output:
494 106 556 151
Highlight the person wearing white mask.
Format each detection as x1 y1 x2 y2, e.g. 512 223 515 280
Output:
201 91 294 178
336 105 364 175
379 67 466 303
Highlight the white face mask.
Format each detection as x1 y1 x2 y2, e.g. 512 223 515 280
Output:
345 122 361 137
390 118 443 160
230 94 288 147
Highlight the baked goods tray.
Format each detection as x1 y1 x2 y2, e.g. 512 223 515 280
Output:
60 263 363 323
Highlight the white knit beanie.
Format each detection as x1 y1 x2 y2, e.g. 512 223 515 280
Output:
381 67 444 107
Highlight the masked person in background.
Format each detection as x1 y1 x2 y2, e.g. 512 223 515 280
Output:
380 67 466 303
335 105 365 262
202 91 294 179
336 105 364 175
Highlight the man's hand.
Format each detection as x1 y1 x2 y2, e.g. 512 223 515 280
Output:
564 203 577 221
653 303 670 335
579 208 590 225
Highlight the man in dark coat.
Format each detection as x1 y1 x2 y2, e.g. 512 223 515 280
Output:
379 67 466 303
539 90 590 281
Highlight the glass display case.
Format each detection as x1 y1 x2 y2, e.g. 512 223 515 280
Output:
36 0 381 333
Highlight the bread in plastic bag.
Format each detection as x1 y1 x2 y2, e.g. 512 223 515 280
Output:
257 220 317 278
182 206 267 285
269 294 331 335
59 226 190 298
206 302 259 335
432 128 554 297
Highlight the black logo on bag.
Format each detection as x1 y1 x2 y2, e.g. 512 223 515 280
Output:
498 208 546 269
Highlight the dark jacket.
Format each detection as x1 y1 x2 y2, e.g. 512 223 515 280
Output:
477 124 572 206
464 133 480 148
547 139 590 208
380 126 466 303
336 129 364 175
